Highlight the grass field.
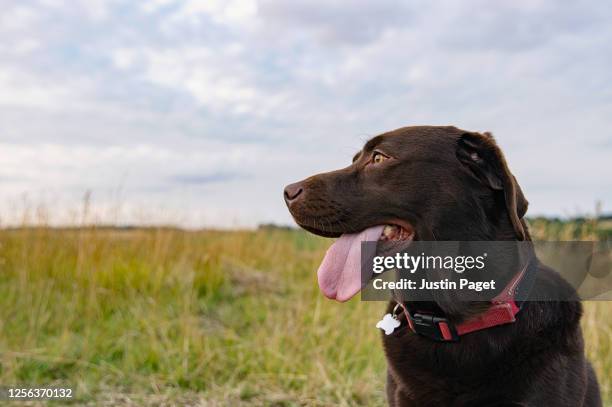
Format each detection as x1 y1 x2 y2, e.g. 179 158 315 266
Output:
0 221 610 406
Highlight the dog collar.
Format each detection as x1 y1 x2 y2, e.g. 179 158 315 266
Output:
395 257 537 342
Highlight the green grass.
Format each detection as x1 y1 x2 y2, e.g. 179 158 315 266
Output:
0 224 610 405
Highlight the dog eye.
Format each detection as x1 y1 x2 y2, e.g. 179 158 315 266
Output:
372 152 389 164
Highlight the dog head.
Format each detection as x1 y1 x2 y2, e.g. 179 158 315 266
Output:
284 125 529 302
285 126 528 240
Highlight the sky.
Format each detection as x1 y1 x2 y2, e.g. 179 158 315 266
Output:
0 0 611 228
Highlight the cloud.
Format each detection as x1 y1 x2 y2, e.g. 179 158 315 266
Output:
110 46 285 116
257 0 414 45
0 67 78 110
0 0 611 227
171 172 245 185
169 0 258 26
0 5 39 31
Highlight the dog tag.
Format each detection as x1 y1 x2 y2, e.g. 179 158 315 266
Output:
376 313 401 335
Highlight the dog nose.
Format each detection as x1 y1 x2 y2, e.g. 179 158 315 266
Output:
284 182 304 204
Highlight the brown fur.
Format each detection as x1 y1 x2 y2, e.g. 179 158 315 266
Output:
284 125 601 406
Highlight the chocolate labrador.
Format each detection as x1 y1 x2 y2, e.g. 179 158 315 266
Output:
283 126 601 406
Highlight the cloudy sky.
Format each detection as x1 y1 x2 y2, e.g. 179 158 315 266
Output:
0 0 611 227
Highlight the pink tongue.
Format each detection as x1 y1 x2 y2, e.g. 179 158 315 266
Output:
317 225 384 302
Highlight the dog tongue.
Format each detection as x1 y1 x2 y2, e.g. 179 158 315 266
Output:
317 225 384 302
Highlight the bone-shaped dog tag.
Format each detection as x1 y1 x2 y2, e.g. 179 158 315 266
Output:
376 313 401 335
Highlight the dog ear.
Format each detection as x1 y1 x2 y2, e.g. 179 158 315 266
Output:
456 132 528 240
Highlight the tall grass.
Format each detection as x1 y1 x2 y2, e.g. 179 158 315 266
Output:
0 222 609 405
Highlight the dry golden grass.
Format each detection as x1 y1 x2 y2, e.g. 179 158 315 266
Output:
0 223 609 405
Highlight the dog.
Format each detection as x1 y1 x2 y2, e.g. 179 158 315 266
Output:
284 126 601 406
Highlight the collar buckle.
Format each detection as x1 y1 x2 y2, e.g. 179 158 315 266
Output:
407 311 459 342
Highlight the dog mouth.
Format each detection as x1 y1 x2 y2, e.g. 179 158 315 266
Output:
379 223 415 242
316 222 415 302
299 220 415 240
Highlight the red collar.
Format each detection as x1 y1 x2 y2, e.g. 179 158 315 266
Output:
398 259 534 342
